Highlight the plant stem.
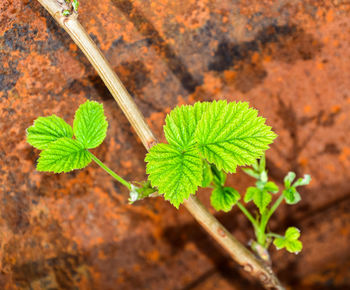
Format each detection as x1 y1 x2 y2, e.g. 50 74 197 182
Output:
258 211 268 246
36 1 285 288
266 194 285 222
258 194 285 247
88 151 132 190
237 202 258 229
266 233 284 239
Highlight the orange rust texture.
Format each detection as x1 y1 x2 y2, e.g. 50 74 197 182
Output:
1 0 350 289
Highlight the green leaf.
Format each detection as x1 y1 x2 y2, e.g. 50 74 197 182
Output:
244 187 259 203
73 100 108 149
145 143 202 208
285 240 303 253
201 161 213 187
284 172 296 188
273 227 303 254
283 187 301 204
254 190 271 213
211 186 240 212
26 115 73 150
37 137 91 173
195 100 277 173
244 187 271 213
285 227 301 240
273 238 285 249
293 174 311 187
264 181 279 193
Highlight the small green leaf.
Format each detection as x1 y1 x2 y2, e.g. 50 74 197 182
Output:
264 181 279 193
244 187 271 213
27 115 73 150
37 137 91 173
285 240 303 253
284 172 296 187
244 187 259 203
283 187 301 204
145 143 202 208
285 227 301 240
211 187 240 212
201 161 213 187
73 100 108 149
255 190 271 213
195 100 277 173
293 174 311 187
273 238 285 249
273 227 303 254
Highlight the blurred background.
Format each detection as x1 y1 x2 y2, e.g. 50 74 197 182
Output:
1 0 350 289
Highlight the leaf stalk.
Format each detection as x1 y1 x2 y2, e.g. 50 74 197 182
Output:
88 151 132 190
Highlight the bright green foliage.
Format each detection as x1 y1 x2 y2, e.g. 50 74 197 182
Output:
283 172 311 204
26 115 73 150
284 171 296 188
245 186 271 213
283 187 301 204
73 101 108 149
195 100 277 173
273 227 303 254
211 186 240 212
146 100 276 207
27 100 109 174
29 101 140 204
244 181 278 213
145 143 202 208
37 137 91 173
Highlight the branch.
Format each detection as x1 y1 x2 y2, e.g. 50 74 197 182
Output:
36 1 284 288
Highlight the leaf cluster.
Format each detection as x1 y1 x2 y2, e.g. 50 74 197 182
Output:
283 172 311 204
145 100 277 208
273 227 303 254
240 157 311 254
26 101 108 173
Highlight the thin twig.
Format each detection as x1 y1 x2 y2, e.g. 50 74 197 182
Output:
35 1 285 288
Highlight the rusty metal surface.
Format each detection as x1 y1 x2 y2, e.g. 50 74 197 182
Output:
1 0 350 289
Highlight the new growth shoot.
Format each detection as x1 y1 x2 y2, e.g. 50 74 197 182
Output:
27 99 310 259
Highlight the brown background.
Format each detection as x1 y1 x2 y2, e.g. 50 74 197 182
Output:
1 0 350 289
